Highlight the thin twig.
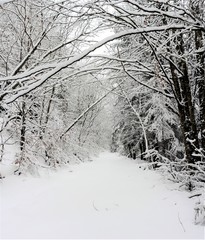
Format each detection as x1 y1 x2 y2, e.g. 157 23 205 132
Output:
189 194 202 199
92 201 99 211
178 212 186 232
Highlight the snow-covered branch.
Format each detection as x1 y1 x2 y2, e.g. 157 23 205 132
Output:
2 24 186 103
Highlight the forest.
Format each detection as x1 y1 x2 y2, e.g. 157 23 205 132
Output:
0 0 205 237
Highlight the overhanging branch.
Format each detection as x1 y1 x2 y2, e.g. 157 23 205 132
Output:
59 86 117 139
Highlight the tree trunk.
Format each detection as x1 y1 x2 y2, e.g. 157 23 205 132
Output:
195 29 205 159
20 100 26 153
169 33 200 164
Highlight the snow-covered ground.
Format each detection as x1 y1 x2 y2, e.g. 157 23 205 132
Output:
0 152 204 239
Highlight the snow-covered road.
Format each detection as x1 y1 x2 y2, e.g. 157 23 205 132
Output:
0 152 204 239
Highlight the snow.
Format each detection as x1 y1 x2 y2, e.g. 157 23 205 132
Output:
126 0 195 24
0 152 204 239
0 0 12 5
3 24 185 104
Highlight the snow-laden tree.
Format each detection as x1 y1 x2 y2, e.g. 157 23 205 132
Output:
82 0 205 187
88 0 205 165
0 0 111 174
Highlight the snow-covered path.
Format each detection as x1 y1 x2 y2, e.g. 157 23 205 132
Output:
0 152 204 239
